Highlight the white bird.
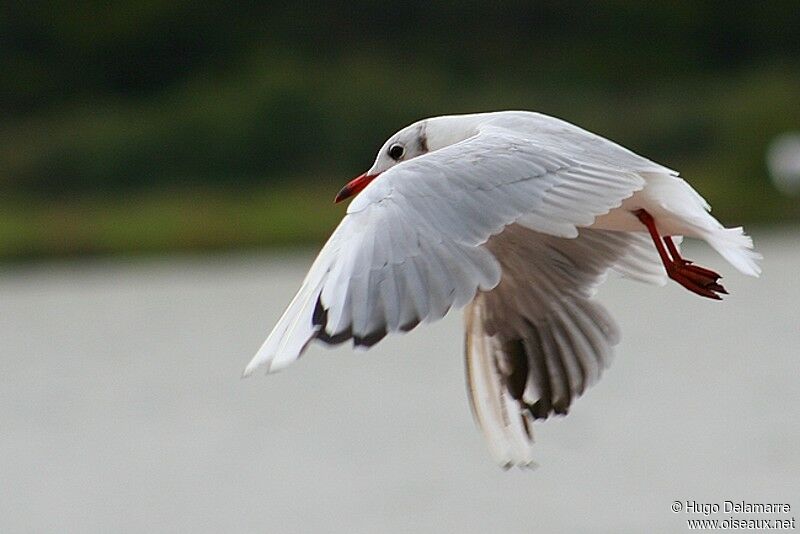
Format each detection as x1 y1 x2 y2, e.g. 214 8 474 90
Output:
244 111 761 467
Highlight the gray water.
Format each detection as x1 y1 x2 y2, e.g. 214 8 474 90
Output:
1 231 798 533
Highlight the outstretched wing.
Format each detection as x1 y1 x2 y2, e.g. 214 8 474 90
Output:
464 225 667 466
245 125 647 375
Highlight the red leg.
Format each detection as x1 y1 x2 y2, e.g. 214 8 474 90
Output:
664 235 682 261
634 210 727 300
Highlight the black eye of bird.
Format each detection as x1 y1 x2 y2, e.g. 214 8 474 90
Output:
388 144 405 160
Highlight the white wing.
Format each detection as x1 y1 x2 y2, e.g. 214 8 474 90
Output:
244 125 648 375
465 225 666 467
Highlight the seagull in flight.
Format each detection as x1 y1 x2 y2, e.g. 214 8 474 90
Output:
244 111 761 467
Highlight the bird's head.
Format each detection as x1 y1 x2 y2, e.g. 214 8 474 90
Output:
334 114 485 203
334 120 431 203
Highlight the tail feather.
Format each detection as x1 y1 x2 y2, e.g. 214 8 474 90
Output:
643 173 762 278
703 226 762 278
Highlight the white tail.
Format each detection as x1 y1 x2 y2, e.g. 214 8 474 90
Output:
703 225 762 278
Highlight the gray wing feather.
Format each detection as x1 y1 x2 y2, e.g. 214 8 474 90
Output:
465 225 663 466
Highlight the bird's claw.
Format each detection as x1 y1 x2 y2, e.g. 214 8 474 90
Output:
667 261 727 300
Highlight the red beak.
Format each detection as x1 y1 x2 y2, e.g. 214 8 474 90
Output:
334 172 380 203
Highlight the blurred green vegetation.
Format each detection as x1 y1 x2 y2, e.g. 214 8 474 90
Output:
0 185 342 260
2 1 799 260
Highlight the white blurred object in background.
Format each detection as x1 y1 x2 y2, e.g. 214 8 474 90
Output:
767 132 800 196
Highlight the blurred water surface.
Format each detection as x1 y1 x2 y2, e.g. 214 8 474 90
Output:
1 231 798 533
